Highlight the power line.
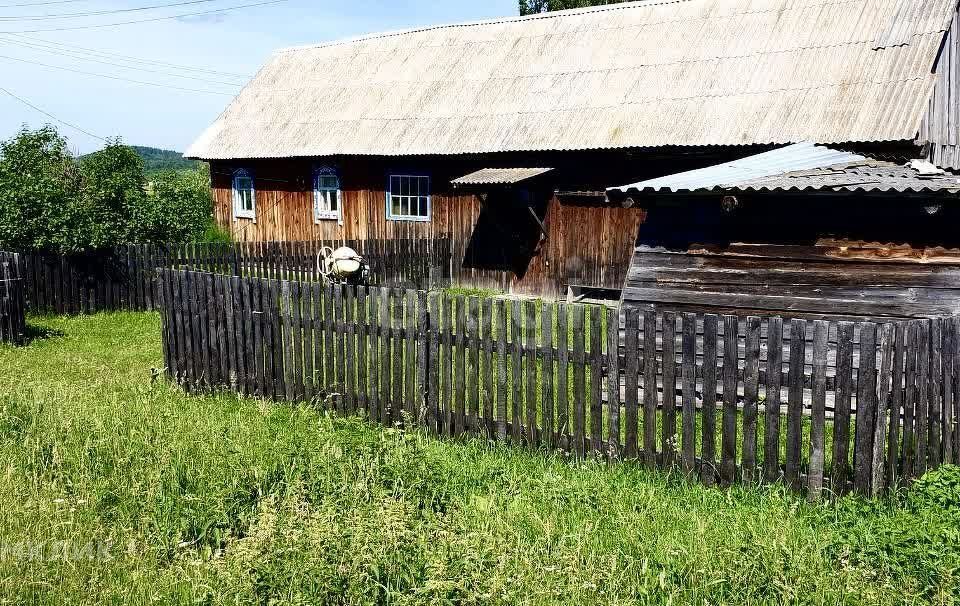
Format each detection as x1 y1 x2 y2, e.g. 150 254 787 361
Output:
8 33 251 78
0 37 244 85
0 85 106 141
0 0 291 33
0 53 236 94
0 1 92 7
0 0 226 21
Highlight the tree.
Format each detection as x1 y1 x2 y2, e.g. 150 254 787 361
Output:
519 0 627 14
134 166 213 243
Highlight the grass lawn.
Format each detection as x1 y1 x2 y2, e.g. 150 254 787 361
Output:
0 313 958 605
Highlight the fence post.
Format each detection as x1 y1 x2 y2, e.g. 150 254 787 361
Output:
417 290 430 428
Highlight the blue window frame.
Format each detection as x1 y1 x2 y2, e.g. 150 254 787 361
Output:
231 168 256 220
313 166 341 224
386 174 430 221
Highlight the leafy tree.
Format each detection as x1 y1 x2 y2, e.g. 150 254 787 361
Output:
0 125 218 253
0 126 78 252
135 166 214 243
519 0 627 14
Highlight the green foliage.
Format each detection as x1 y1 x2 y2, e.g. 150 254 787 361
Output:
519 0 627 15
909 464 960 511
129 146 199 175
0 126 214 253
135 167 212 243
0 312 959 604
199 221 233 244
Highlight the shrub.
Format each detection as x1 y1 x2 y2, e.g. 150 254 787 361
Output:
908 465 960 512
135 167 213 243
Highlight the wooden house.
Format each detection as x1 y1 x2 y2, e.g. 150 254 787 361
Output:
187 0 960 300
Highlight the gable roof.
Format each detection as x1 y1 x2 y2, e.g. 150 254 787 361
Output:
187 0 958 160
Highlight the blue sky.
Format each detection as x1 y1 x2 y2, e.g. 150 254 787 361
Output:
0 0 518 154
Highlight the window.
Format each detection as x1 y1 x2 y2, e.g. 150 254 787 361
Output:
387 174 430 221
313 167 342 223
232 169 255 220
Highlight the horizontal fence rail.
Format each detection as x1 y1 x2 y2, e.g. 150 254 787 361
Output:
0 254 26 345
2 239 453 314
158 269 959 498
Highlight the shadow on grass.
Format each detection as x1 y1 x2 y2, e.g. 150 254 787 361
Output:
19 323 66 345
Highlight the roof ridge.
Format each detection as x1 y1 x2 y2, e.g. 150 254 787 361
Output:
274 0 690 54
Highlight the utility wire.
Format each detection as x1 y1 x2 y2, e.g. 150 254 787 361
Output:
0 37 243 85
0 0 91 7
0 85 106 141
0 0 290 33
0 53 236 94
0 0 226 21
7 33 251 78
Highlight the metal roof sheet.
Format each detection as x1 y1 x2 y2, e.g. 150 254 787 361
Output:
609 142 960 194
451 167 553 185
186 0 958 160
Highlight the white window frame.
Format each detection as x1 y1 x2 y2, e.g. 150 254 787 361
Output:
232 168 256 221
313 166 342 225
386 174 431 222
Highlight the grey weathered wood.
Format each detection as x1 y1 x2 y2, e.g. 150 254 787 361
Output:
929 318 943 468
606 306 620 458
942 318 954 465
701 313 719 485
721 315 738 486
344 286 357 414
572 304 586 457
886 321 907 489
405 290 418 424
392 290 404 425
427 292 441 432
763 317 783 484
643 310 657 469
589 306 603 453
467 297 480 433
302 282 316 403
901 321 920 480
323 284 335 401
680 313 697 472
479 297 494 435
368 288 381 423
785 318 807 491
808 320 829 500
416 290 428 427
495 298 508 441
661 312 677 467
291 281 306 400
270 280 285 400
541 301 555 447
512 300 524 443
454 296 467 436
526 301 539 445
380 287 392 426
333 286 346 412
441 294 453 435
556 303 569 444
872 323 896 496
915 320 931 477
854 322 878 495
742 316 761 484
832 321 855 493
623 308 640 459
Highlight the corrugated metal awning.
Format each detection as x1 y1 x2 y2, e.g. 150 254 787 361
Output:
608 143 960 195
451 167 553 186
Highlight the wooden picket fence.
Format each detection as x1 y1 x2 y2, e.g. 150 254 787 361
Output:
158 268 958 498
1 238 452 314
0 253 26 344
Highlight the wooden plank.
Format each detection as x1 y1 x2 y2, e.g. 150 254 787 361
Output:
832 322 855 493
701 313 719 485
232 276 248 395
467 297 481 433
942 318 954 466
915 320 931 477
929 318 944 469
742 316 761 484
521 300 538 444
763 317 783 484
872 323 896 496
368 288 381 423
454 296 467 436
606 306 621 458
380 287 392 426
511 299 523 443
405 290 418 424
555 303 569 445
853 322 878 495
661 311 677 468
291 281 305 401
680 312 697 472
392 290 404 426
416 290 428 428
302 281 316 404
482 298 495 437
202 273 216 390
281 282 296 401
251 278 265 398
427 292 441 433
886 321 907 489
720 314 738 486
441 294 454 436
270 280 285 400
344 286 357 415
954 317 960 465
785 319 807 491
222 274 238 389
901 321 920 481
355 287 368 415
493 299 508 440
642 310 657 469
572 304 586 457
807 320 829 500
589 305 603 453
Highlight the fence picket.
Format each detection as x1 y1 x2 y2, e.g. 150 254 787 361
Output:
808 320 829 500
763 317 783 484
702 314 719 485
786 319 807 491
643 311 657 469
854 323 879 495
832 322 855 493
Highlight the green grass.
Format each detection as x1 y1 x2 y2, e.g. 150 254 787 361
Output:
0 313 958 604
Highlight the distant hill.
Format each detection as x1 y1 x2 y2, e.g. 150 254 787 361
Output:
130 146 199 174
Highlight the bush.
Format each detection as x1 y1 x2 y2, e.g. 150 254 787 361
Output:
908 465 960 512
0 126 214 253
